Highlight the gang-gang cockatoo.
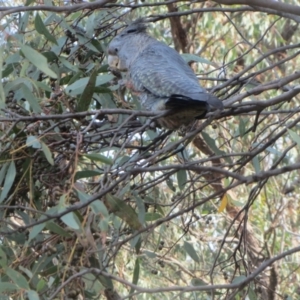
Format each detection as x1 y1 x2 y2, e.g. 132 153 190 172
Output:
107 19 223 130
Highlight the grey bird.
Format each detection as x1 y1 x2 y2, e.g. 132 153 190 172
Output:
107 19 223 129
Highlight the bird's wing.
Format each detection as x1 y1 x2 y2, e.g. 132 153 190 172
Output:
130 43 209 99
130 42 223 110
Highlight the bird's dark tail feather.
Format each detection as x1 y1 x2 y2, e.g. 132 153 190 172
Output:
165 94 208 120
166 94 208 109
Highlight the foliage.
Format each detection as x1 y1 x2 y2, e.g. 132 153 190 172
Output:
0 1 300 299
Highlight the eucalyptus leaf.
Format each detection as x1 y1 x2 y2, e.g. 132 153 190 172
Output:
35 13 57 45
183 241 200 263
177 169 187 191
20 45 57 78
83 153 113 165
0 247 7 267
27 290 40 300
232 275 247 284
0 282 19 292
106 194 142 230
28 223 45 242
61 212 81 230
45 222 72 237
130 258 140 294
288 128 300 147
74 170 103 180
0 161 16 203
66 74 114 95
252 156 260 173
145 212 162 222
77 66 99 112
26 136 41 149
41 141 54 165
6 267 30 290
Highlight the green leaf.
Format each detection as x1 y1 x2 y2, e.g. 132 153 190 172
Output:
239 117 246 137
26 136 41 149
76 66 99 112
74 170 103 180
66 74 114 95
59 57 79 72
20 45 57 79
0 162 9 186
232 275 247 284
201 132 230 163
98 218 109 232
20 60 29 78
76 190 109 216
288 128 300 147
144 250 156 258
135 236 142 254
35 81 52 92
0 246 7 267
61 212 81 230
20 12 30 32
42 51 58 63
145 212 162 222
146 129 158 140
86 13 95 37
91 200 109 217
83 153 113 165
130 258 140 294
3 63 14 77
6 267 30 290
106 194 142 230
191 278 207 286
45 222 72 237
130 234 141 249
67 71 83 86
166 177 176 192
90 39 103 52
115 155 130 167
248 286 257 300
35 13 57 45
78 35 99 52
22 84 42 114
183 241 200 263
0 161 16 203
19 266 32 279
27 290 40 300
25 0 35 5
0 45 6 111
252 156 260 173
177 169 187 190
41 141 54 165
28 223 45 242
36 279 46 292
0 282 19 292
133 193 146 224
266 147 282 156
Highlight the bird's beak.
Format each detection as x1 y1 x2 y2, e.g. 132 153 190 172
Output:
108 54 128 72
108 54 119 68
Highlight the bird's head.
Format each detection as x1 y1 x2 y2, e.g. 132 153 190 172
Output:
107 19 149 71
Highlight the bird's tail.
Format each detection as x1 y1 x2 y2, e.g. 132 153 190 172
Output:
165 94 209 119
166 94 208 109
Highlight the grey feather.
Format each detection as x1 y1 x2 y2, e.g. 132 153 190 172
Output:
107 19 223 129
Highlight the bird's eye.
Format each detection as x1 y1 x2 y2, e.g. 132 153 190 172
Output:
127 29 136 34
115 48 118 53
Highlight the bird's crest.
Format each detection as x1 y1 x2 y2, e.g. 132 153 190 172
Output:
121 18 148 36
